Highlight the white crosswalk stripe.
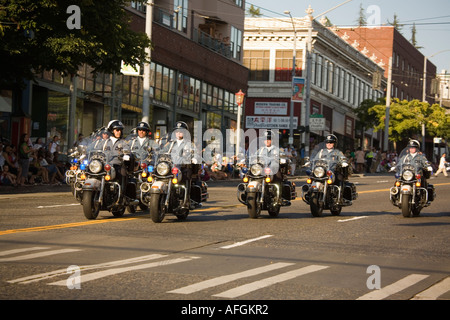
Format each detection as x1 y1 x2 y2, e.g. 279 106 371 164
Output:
213 265 330 298
356 274 430 300
168 262 294 294
49 256 200 286
411 276 450 300
8 253 167 284
168 263 329 298
0 247 50 257
0 248 81 262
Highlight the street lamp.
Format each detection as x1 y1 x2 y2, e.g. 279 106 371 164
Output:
235 89 245 158
284 10 297 148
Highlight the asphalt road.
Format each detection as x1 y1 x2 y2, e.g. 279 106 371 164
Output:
0 173 449 308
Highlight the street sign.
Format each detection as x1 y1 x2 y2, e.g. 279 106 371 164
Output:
309 114 325 131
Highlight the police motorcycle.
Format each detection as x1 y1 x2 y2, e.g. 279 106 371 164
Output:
66 132 99 202
389 140 435 217
81 120 140 220
142 121 208 223
301 135 358 217
124 122 157 212
237 130 296 219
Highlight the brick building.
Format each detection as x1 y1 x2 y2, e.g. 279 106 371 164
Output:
333 26 436 103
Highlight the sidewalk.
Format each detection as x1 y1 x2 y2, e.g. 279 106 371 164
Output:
0 183 71 195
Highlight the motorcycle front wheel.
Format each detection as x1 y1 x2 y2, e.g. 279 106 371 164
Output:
82 190 100 220
310 193 323 217
247 192 261 219
150 193 166 223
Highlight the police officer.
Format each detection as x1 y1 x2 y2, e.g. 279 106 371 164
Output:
257 129 281 175
103 120 126 165
395 140 433 178
313 134 345 162
129 121 157 155
163 121 199 208
256 129 292 204
164 121 196 165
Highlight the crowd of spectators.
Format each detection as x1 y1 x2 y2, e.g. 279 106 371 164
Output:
0 134 67 187
345 147 398 174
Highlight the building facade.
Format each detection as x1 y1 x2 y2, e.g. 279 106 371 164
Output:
243 16 385 154
333 26 437 104
1 0 248 154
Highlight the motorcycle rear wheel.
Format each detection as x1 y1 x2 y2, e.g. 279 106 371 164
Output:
82 190 100 220
401 194 412 217
268 205 280 217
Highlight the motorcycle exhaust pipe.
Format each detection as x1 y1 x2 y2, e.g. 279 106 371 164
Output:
390 187 399 195
140 182 151 193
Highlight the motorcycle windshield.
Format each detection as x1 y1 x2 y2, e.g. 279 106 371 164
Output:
396 146 429 174
247 138 280 175
309 142 343 171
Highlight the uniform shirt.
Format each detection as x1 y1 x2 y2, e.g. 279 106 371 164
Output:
398 152 430 169
256 145 280 174
102 137 125 165
164 138 194 166
314 148 345 162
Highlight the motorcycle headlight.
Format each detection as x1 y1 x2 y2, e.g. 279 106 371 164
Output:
250 164 263 176
313 166 325 178
156 162 170 176
402 170 414 181
89 160 102 173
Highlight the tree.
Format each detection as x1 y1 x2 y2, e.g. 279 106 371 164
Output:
387 13 403 34
247 5 262 17
355 98 383 147
368 98 450 143
0 0 151 87
410 23 422 49
356 3 367 27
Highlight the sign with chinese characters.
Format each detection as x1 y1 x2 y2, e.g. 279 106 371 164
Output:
246 116 298 129
309 114 325 131
254 102 288 115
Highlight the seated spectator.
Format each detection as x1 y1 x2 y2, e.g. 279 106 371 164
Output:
29 154 49 184
44 151 64 184
1 164 18 186
210 161 229 180
3 144 20 178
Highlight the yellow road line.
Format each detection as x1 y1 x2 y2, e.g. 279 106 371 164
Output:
0 217 137 236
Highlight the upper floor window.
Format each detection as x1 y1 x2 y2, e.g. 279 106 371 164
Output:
243 50 270 81
275 50 302 82
174 0 188 33
231 26 243 60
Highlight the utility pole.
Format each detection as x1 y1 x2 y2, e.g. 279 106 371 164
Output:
142 1 153 124
384 57 392 152
284 11 297 148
